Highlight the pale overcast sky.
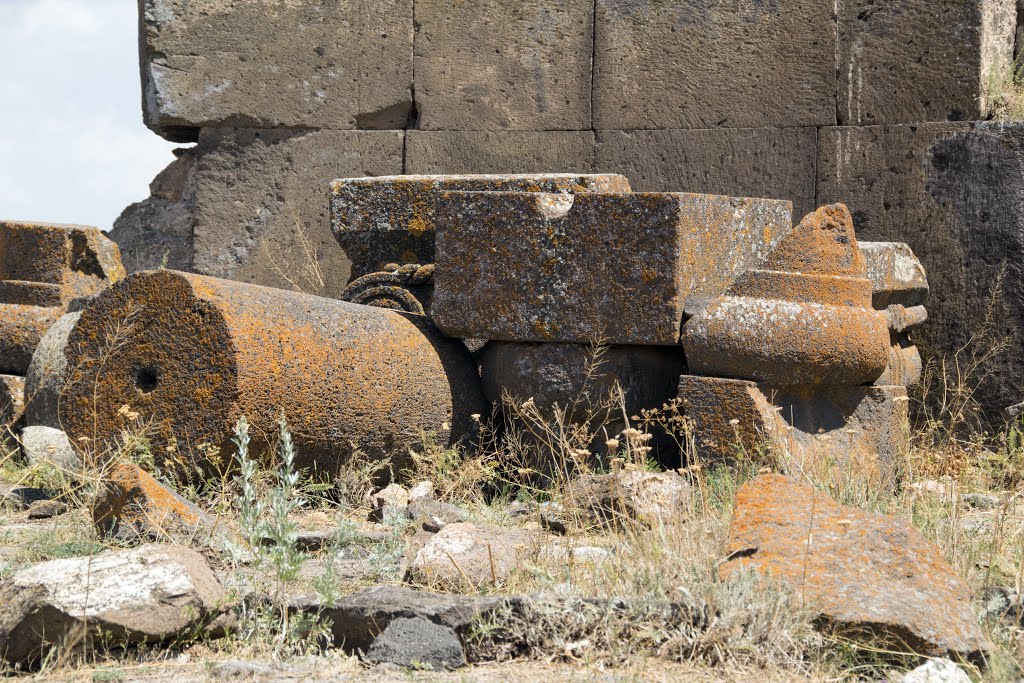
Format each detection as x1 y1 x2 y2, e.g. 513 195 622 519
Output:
0 0 179 231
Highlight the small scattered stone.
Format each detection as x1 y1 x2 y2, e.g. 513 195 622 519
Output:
369 483 411 524
980 586 1023 625
571 469 691 528
0 483 50 511
422 515 446 533
209 660 297 679
408 522 537 589
961 493 1002 510
19 426 81 473
26 499 66 520
365 616 467 670
408 497 467 528
408 480 435 501
899 658 971 683
504 500 535 519
539 501 568 534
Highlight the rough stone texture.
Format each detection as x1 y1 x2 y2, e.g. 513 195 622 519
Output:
405 131 596 176
480 342 685 468
414 0 592 131
0 221 124 374
817 122 1024 417
19 426 81 473
721 474 989 659
594 128 816 219
571 470 692 528
93 463 217 543
368 483 411 524
58 270 485 478
110 148 197 273
433 191 793 345
24 312 80 429
859 242 930 309
0 544 225 665
408 523 537 589
683 206 890 387
0 484 50 511
292 584 505 653
330 174 630 280
140 0 414 141
365 616 467 670
838 0 1016 125
0 375 24 427
679 377 909 484
593 1 836 130
900 659 972 683
189 128 405 298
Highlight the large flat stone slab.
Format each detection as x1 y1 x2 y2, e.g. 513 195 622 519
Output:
413 0 593 130
817 122 1024 418
593 0 836 130
432 191 792 345
838 0 1015 125
140 0 414 141
595 128 815 219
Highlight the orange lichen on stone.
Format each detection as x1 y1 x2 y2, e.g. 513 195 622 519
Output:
762 203 866 277
720 474 989 660
93 462 214 540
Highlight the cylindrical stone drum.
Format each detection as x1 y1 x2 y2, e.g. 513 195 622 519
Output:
59 270 486 478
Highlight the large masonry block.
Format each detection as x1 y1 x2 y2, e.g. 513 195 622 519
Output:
817 122 1024 418
331 174 630 279
140 0 414 141
405 131 596 175
432 192 793 345
413 0 593 130
188 128 404 298
838 0 1016 125
593 0 836 130
595 128 816 219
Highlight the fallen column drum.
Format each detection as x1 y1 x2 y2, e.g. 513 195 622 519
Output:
59 270 486 477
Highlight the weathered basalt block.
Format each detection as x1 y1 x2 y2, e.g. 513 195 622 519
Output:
432 191 793 345
414 0 593 130
405 131 597 176
24 312 80 429
593 0 836 130
140 0 414 141
330 174 630 280
59 271 485 478
595 128 816 219
838 0 1015 125
0 375 24 428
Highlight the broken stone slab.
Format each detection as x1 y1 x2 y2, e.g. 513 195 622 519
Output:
58 270 486 478
0 544 227 666
408 523 537 590
838 0 1015 125
570 470 692 528
405 131 598 177
19 426 81 473
330 174 630 280
433 191 793 345
414 0 593 131
678 376 909 486
594 128 816 219
139 0 414 141
859 242 930 309
23 311 79 429
26 499 66 520
593 0 836 130
0 375 24 427
93 463 218 544
817 122 1024 419
480 341 686 470
365 616 467 670
720 474 989 660
0 483 50 511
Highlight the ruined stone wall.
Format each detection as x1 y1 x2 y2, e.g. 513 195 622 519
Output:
112 0 1024 418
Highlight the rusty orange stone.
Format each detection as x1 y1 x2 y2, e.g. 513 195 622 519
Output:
720 474 989 659
93 462 214 540
60 270 486 478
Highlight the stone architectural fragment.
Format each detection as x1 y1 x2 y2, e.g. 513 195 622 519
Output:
330 174 630 280
859 242 930 309
838 0 1015 125
818 122 1024 416
721 475 989 659
24 312 80 429
594 128 816 219
59 271 485 477
405 131 597 175
414 0 593 130
432 191 793 345
140 0 414 141
593 0 836 130
679 376 909 485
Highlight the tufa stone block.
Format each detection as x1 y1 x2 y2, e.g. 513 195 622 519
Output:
140 0 414 141
594 128 815 219
330 174 630 280
838 0 1016 125
593 0 836 130
413 0 593 130
432 191 793 345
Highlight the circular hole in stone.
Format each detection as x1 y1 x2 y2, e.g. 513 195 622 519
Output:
135 366 160 394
